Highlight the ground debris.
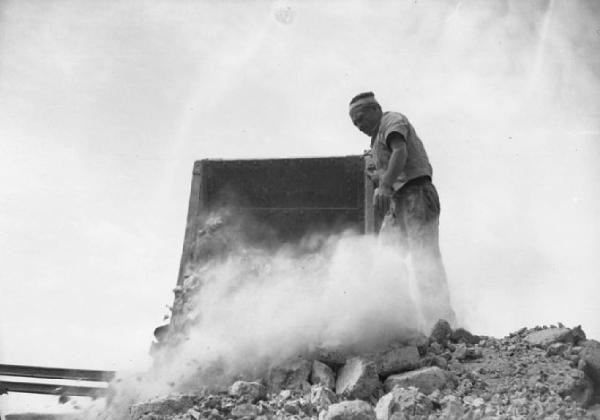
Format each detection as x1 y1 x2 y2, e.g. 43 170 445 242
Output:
128 323 600 419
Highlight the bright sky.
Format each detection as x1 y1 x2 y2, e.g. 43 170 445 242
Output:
1 0 599 414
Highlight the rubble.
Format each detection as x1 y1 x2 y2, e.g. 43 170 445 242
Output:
375 386 433 419
308 347 347 369
580 340 600 400
310 361 335 390
127 324 600 419
429 320 452 345
449 327 480 345
525 327 577 348
334 357 380 399
373 345 421 377
130 395 200 419
309 385 337 410
267 358 312 394
228 381 266 403
320 400 376 420
384 366 456 395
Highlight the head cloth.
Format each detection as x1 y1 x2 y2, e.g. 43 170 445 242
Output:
349 92 379 113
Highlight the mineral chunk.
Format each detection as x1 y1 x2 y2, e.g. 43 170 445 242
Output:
525 327 574 348
335 357 380 399
310 384 337 410
375 386 433 419
267 357 312 393
130 394 199 419
320 400 376 420
375 345 421 377
229 381 266 403
384 366 456 395
429 319 452 344
311 360 336 390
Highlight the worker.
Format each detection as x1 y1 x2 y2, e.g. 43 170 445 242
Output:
349 92 456 328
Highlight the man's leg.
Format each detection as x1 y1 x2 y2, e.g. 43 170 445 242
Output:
395 182 456 329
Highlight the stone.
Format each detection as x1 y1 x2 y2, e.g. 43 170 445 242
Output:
231 403 260 418
283 401 300 414
335 357 380 399
375 346 421 377
571 325 587 344
429 319 452 344
432 356 448 369
374 392 395 420
546 342 567 357
309 346 348 369
320 400 376 420
310 385 337 410
429 341 443 355
311 360 336 390
440 395 464 418
389 329 429 355
267 357 312 393
187 408 201 420
374 386 433 419
524 328 574 348
130 394 199 419
278 389 291 400
384 367 456 395
555 369 594 404
453 344 467 361
229 381 266 403
463 395 484 408
450 327 480 345
579 340 600 401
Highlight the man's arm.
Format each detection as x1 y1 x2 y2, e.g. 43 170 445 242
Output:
380 132 407 192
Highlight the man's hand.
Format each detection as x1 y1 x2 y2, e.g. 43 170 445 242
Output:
365 168 382 186
373 185 393 214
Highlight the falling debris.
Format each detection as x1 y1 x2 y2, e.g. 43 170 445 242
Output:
123 324 600 419
105 214 600 419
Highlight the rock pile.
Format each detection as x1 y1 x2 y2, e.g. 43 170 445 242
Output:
130 322 600 419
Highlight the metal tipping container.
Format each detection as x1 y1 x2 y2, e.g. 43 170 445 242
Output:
175 155 375 286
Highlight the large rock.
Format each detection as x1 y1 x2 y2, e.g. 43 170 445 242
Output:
335 357 380 399
525 328 575 348
439 395 465 418
374 345 421 377
384 367 455 395
429 320 452 344
374 386 433 420
231 403 260 418
580 340 600 402
453 344 482 361
130 395 199 419
320 400 376 420
267 358 312 393
311 360 336 390
450 327 480 345
229 381 266 403
310 384 338 410
555 368 594 404
387 329 429 355
309 346 348 369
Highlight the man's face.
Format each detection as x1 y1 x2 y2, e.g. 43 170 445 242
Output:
350 105 382 137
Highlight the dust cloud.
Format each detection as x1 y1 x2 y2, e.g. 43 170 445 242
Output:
1 0 599 416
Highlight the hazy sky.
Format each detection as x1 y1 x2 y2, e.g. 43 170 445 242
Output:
1 0 600 413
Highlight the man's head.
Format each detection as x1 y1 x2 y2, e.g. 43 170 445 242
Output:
349 92 382 137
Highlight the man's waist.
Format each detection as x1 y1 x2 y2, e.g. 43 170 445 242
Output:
392 175 432 192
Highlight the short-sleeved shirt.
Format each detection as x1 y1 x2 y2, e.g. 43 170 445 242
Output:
371 111 432 191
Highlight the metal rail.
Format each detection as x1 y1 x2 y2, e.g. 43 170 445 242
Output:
0 380 107 397
0 364 114 397
0 364 115 382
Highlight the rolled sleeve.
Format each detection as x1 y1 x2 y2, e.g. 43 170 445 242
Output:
382 114 409 148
